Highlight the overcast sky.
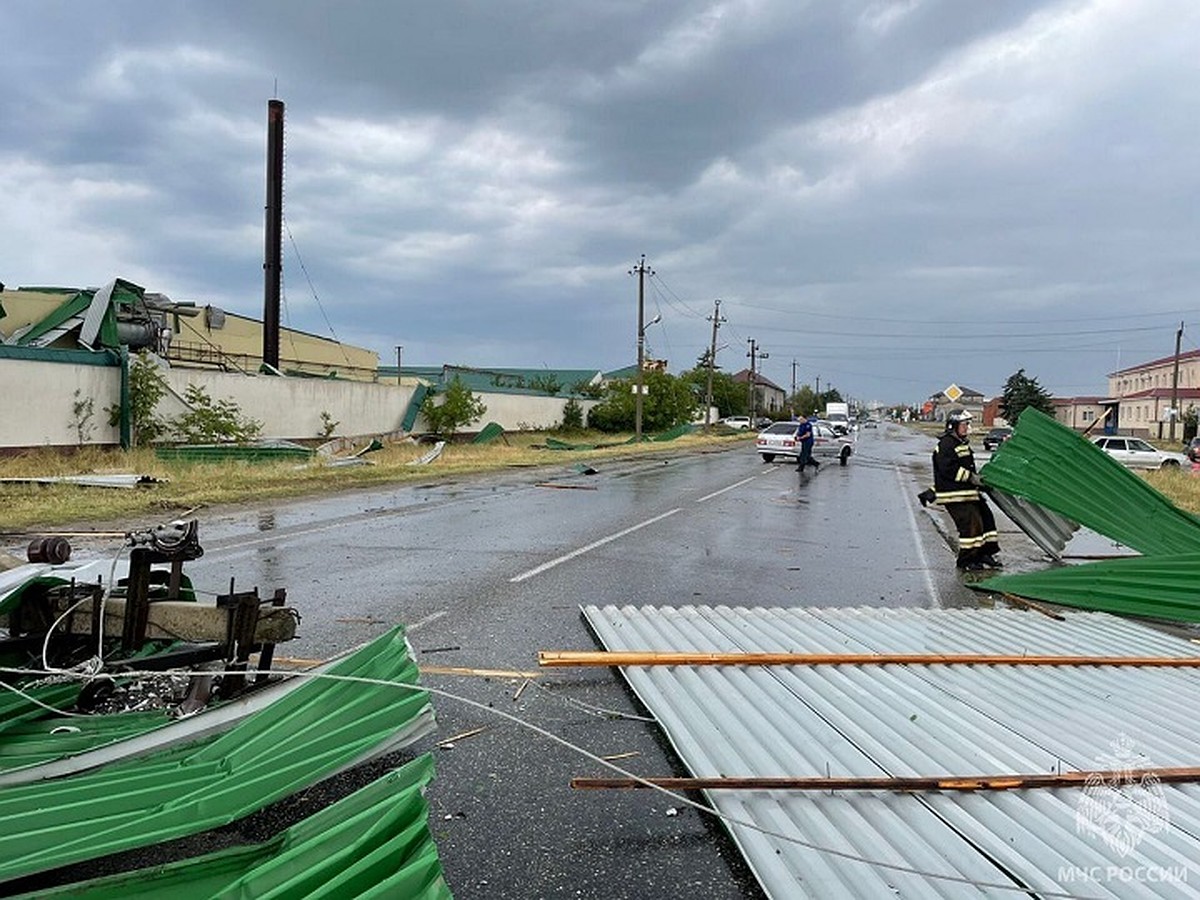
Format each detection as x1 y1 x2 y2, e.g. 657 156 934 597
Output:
2 1 1197 405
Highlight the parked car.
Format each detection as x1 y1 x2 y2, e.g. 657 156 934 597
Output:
982 427 1013 452
721 416 752 430
1186 437 1200 463
1091 436 1187 470
756 421 854 466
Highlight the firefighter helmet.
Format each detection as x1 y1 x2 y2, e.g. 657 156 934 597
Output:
946 409 973 428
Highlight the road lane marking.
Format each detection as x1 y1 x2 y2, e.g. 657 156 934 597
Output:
895 464 939 607
509 508 683 583
409 610 447 631
695 475 760 503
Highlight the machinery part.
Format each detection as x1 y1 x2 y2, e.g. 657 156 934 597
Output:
27 536 72 564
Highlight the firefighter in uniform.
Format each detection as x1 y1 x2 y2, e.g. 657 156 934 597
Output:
932 409 1001 571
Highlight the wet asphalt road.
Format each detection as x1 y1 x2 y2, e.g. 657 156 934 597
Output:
15 424 1044 898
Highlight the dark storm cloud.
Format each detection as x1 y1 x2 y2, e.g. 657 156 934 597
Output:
1 0 1197 403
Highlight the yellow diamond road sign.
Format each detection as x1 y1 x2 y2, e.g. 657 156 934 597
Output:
944 384 963 402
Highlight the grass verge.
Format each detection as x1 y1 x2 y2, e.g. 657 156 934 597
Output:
0 431 753 532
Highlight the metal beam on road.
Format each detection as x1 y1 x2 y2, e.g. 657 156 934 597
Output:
539 650 1200 667
571 766 1200 792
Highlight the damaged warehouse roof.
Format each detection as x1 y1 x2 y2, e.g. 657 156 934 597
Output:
578 604 1200 898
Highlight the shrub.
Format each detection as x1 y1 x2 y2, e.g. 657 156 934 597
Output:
420 376 487 437
171 384 263 444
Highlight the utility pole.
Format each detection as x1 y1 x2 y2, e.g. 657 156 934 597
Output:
1170 321 1184 441
629 255 653 442
791 359 797 414
395 346 403 385
746 340 757 420
704 299 725 431
746 339 768 421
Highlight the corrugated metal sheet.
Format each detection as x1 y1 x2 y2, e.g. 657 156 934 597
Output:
0 626 435 886
582 605 1200 899
985 489 1079 559
976 552 1200 622
17 754 450 899
0 639 415 786
980 408 1200 555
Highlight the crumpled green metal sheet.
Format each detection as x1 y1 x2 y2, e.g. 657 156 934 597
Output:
471 421 505 444
981 408 1200 555
976 552 1200 623
0 627 434 886
14 754 450 900
650 423 695 442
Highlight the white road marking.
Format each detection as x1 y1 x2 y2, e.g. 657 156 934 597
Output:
509 508 683 583
895 464 940 607
695 475 759 503
408 610 447 631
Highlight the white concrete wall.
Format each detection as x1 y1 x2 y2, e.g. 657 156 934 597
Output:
465 391 596 432
0 358 600 448
0 357 121 447
160 369 414 440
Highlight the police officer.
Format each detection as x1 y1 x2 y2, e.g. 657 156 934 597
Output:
932 410 1000 570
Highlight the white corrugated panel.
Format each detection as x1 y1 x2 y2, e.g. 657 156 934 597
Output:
581 606 1200 899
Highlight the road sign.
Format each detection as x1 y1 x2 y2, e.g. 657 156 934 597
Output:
944 384 963 402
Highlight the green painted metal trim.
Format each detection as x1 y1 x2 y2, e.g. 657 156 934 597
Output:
15 755 449 900
981 408 1200 556
118 345 132 449
0 344 119 366
974 552 1200 623
0 627 434 885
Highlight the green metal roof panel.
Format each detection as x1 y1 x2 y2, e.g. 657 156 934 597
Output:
401 383 431 432
0 627 435 886
981 408 1200 555
471 421 505 444
19 754 449 899
975 552 1200 623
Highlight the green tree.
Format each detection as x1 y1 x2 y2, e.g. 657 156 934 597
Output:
421 376 487 437
678 367 745 418
1000 368 1055 423
171 384 263 443
107 351 168 447
527 373 562 395
588 371 699 433
559 397 584 432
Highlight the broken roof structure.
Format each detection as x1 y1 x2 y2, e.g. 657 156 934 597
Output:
18 754 450 899
976 407 1200 620
0 626 435 887
579 604 1200 898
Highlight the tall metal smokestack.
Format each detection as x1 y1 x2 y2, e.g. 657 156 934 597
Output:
262 99 284 370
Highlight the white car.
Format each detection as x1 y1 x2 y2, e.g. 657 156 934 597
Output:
756 421 854 466
1091 436 1187 470
721 416 753 430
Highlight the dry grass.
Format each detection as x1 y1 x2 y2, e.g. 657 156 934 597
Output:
0 431 753 532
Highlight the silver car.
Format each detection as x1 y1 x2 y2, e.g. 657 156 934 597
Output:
1091 436 1187 470
756 421 854 466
